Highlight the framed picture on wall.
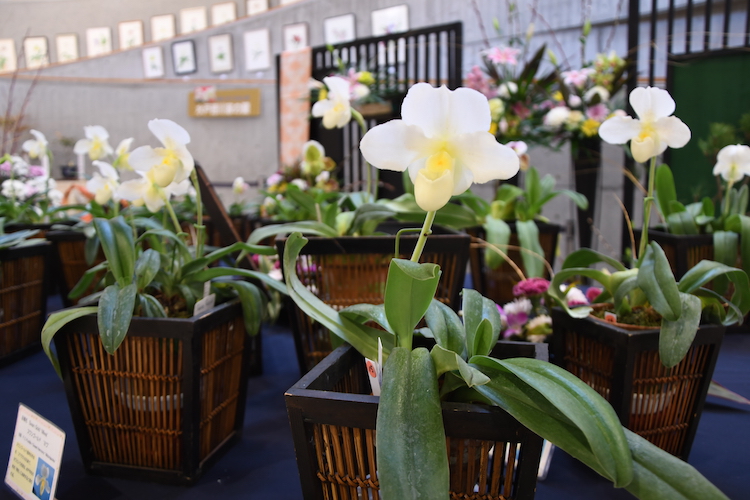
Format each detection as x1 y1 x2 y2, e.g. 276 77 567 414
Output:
55 34 78 63
86 27 112 57
180 7 207 34
371 4 409 35
172 40 197 75
211 2 237 26
246 0 268 16
142 46 165 78
23 37 49 68
282 22 308 52
208 34 233 73
0 39 17 73
243 28 270 71
118 20 144 49
324 14 356 45
280 0 301 5
151 14 176 42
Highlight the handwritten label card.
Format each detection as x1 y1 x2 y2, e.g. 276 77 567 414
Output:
5 405 65 500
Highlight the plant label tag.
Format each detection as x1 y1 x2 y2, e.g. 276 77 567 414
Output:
5 404 65 500
193 294 216 317
604 311 618 323
203 281 211 298
365 339 384 396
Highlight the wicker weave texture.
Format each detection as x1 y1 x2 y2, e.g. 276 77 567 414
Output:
0 252 45 359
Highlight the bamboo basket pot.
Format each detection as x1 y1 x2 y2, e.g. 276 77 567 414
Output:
45 230 105 307
286 342 546 500
551 308 723 459
54 299 252 485
0 242 49 366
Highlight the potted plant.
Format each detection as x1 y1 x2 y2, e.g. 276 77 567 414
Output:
549 86 750 460
284 83 729 499
39 119 286 485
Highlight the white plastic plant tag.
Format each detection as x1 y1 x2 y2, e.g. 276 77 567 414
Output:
365 339 384 396
203 281 211 298
604 311 617 324
193 293 216 317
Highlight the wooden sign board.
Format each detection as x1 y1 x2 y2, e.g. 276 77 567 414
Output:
188 88 261 118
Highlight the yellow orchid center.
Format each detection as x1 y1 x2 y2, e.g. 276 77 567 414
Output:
637 122 656 142
151 149 181 187
423 150 455 180
89 137 105 160
332 102 346 114
318 88 328 101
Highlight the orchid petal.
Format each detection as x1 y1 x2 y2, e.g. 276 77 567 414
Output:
414 168 454 211
599 116 641 144
311 99 334 118
73 139 90 155
451 165 474 195
630 87 675 121
631 136 659 164
85 125 109 140
128 146 162 173
401 84 491 138
323 76 350 99
654 116 691 149
172 144 195 183
148 119 191 148
360 121 430 172
117 178 149 202
92 160 118 180
453 132 519 184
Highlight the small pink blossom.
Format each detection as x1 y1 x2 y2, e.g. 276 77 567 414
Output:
506 141 528 156
266 172 284 187
28 165 46 177
586 287 603 303
561 68 595 88
511 102 531 120
465 66 496 99
513 277 550 297
485 46 521 65
586 103 609 122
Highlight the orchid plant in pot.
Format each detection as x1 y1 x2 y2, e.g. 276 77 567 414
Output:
283 83 729 499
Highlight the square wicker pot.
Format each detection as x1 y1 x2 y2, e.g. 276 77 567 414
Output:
0 241 50 366
45 230 105 307
551 308 724 459
276 227 470 373
286 342 546 500
468 222 561 306
54 299 253 485
634 229 718 279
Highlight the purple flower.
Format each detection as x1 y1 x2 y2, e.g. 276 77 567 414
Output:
586 103 609 122
513 277 550 297
0 162 11 174
28 165 46 177
465 66 496 99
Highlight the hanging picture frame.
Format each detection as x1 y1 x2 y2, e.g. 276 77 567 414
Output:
172 40 197 75
86 27 113 57
151 14 176 42
208 34 234 73
282 22 308 52
246 0 268 16
142 46 165 78
243 28 270 71
324 14 356 45
0 39 17 73
211 2 237 25
55 34 78 63
371 4 409 35
23 37 49 69
118 20 144 49
180 7 208 34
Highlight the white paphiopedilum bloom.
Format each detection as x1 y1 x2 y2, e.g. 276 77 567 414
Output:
713 144 750 183
117 170 189 213
311 76 352 129
300 140 326 175
87 160 120 205
232 176 248 194
113 137 134 170
74 125 114 161
22 130 48 159
598 86 691 163
128 119 194 188
360 83 520 212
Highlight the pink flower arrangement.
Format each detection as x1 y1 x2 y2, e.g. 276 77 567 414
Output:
512 277 550 297
484 46 521 65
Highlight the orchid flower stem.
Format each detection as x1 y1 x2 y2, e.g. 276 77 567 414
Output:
636 156 657 265
190 169 205 260
352 109 375 201
410 210 436 263
164 197 183 236
723 180 734 219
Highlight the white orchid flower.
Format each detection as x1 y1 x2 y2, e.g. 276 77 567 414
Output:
87 160 120 205
2 179 27 200
311 76 352 129
360 83 519 212
544 106 571 129
232 176 248 195
113 137 134 170
74 125 114 161
22 130 48 159
128 119 194 188
599 86 691 163
713 144 750 183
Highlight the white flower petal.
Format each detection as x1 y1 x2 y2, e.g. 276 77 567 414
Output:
360 121 430 172
172 145 195 182
117 178 149 202
73 139 90 155
311 99 334 118
128 146 162 172
630 87 675 120
85 125 109 140
451 165 474 195
631 136 659 163
453 132 519 184
414 168 454 212
401 84 491 139
92 160 118 180
116 137 134 155
654 116 691 149
599 116 641 144
148 119 191 148
323 76 351 100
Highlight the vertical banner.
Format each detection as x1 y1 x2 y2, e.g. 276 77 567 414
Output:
278 46 312 167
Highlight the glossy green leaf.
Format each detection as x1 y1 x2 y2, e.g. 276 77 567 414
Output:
247 221 338 245
68 261 107 299
348 203 396 234
376 347 449 500
462 289 501 358
726 214 750 277
430 345 489 387
97 283 137 354
190 267 288 295
561 248 628 272
94 217 135 286
516 219 545 278
214 281 263 336
712 231 738 296
655 163 677 220
666 211 700 235
41 306 98 378
638 243 681 321
138 293 167 318
135 249 161 290
384 259 441 346
659 293 702 368
482 216 510 269
678 260 750 325
424 299 466 357
84 234 100 266
339 303 391 331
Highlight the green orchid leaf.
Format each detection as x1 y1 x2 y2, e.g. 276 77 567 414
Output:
659 293 702 368
525 166 542 207
638 243 681 321
701 197 715 218
482 216 511 269
559 189 589 210
424 299 466 357
679 260 750 325
623 429 729 500
339 303 391 331
612 275 639 313
213 281 263 336
282 232 391 360
735 184 749 215
561 248 628 272
284 185 317 215
190 267 288 295
247 221 338 245
666 211 699 235
94 217 135 286
471 356 633 487
516 219 545 278
385 194 480 229
349 203 396 235
463 289 501 358
725 214 750 277
135 249 161 290
68 261 108 299
84 235 101 266
655 163 677 220
376 347 449 500
430 344 489 387
97 282 137 354
384 259 441 345
712 231 738 296
138 293 167 318
41 306 98 378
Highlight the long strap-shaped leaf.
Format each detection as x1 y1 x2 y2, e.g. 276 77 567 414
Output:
94 217 135 287
247 221 338 245
638 243 681 321
42 306 98 377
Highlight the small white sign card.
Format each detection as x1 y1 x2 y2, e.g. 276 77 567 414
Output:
5 404 65 500
324 14 356 45
86 27 112 57
208 34 234 73
142 46 165 79
211 2 237 26
246 0 268 16
282 22 308 52
118 20 144 49
151 14 176 42
243 28 270 71
23 37 48 69
0 39 18 73
55 34 78 63
180 7 208 34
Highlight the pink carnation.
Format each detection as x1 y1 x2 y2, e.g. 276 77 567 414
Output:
465 65 496 99
28 165 46 177
485 46 521 65
0 162 10 174
513 277 550 297
586 103 609 122
586 287 603 303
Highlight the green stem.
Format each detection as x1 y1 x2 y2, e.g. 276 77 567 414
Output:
163 196 183 236
723 180 735 219
352 109 375 201
410 211 436 263
637 156 657 264
190 169 205 259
